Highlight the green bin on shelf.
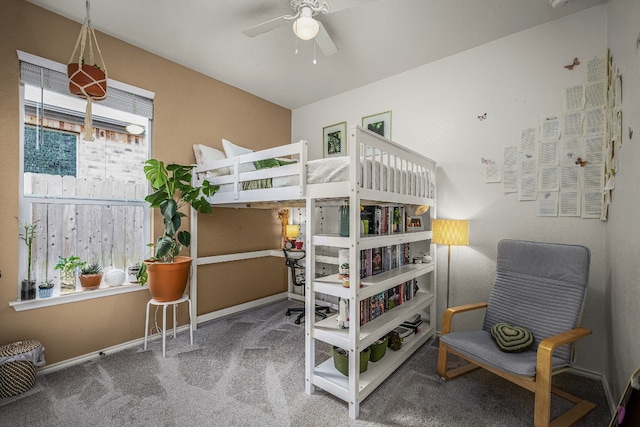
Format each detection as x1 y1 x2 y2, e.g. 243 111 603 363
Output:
333 346 370 376
369 336 389 362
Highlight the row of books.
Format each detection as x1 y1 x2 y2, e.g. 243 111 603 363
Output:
361 205 407 235
360 279 418 326
360 243 411 278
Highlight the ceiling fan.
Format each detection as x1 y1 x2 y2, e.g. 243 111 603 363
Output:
242 0 374 57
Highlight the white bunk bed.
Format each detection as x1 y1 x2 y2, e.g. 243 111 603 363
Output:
190 125 437 419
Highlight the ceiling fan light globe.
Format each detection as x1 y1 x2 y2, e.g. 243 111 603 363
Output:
126 124 145 135
293 16 319 40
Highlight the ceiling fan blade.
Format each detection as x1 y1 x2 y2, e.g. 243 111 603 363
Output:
325 0 378 14
242 15 291 37
315 22 338 56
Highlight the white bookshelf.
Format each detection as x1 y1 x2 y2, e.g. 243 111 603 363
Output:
305 197 436 419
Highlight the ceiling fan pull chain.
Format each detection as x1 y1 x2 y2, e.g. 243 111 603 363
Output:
313 42 317 64
295 36 299 55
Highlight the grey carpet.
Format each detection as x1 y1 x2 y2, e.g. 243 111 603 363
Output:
1 300 611 426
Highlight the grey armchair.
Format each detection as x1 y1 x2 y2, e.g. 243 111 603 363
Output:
437 239 596 427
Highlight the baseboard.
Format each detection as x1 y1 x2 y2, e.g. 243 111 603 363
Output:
567 366 614 416
196 292 288 325
37 327 184 375
39 293 289 375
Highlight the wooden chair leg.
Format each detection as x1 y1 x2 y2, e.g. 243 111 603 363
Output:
534 376 552 426
437 341 480 380
534 345 596 426
437 340 450 378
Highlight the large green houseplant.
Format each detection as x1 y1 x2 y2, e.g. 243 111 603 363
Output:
140 159 217 301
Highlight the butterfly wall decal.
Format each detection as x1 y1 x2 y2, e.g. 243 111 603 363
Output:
575 157 588 167
480 158 494 165
477 113 487 121
564 57 580 70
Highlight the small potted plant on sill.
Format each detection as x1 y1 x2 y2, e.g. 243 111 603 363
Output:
79 262 103 290
18 219 39 301
140 159 218 301
54 255 85 293
38 279 54 298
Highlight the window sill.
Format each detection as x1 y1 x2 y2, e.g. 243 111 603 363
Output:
9 283 148 311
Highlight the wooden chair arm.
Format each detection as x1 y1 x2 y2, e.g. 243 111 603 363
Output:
441 302 488 335
537 327 591 357
536 327 591 380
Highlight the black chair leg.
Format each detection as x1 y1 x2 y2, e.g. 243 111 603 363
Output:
286 304 331 324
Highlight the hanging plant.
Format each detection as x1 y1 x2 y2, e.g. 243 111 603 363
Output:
67 0 108 141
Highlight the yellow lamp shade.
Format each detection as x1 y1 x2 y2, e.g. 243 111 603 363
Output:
285 224 300 239
432 219 469 246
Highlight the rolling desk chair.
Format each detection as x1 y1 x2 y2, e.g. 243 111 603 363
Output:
283 249 330 324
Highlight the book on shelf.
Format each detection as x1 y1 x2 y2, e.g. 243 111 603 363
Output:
360 243 411 279
401 313 423 332
359 279 418 326
371 247 383 276
394 325 415 343
361 205 410 236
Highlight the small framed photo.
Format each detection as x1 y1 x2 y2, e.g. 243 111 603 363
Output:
362 111 392 139
406 216 424 231
323 121 347 158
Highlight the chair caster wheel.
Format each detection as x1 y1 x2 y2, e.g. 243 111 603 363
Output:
295 319 301 325
286 310 291 316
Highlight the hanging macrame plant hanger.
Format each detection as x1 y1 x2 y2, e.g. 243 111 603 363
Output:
67 0 108 141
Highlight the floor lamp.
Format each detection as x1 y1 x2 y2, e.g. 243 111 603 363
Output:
431 219 469 308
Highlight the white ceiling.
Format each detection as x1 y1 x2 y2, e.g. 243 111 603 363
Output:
27 0 606 109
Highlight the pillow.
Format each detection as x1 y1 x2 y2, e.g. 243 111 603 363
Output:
222 139 255 173
254 158 280 170
192 144 229 176
253 157 298 169
276 158 297 166
491 323 534 353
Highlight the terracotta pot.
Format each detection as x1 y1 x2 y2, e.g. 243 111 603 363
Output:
79 273 103 290
67 63 107 99
145 256 191 302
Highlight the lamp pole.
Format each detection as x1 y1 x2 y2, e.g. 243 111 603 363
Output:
446 244 452 308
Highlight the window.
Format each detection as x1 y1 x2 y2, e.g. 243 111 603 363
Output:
18 51 155 301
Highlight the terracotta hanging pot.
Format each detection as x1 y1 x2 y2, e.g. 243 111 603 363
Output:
67 63 107 99
145 256 191 302
68 1 109 141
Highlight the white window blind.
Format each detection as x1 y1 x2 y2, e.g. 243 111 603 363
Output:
18 50 154 119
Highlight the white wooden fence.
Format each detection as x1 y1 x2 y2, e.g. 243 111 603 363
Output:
24 173 148 285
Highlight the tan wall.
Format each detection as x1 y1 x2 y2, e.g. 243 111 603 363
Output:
0 0 289 364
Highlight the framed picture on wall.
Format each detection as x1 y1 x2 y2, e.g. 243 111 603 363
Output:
323 121 347 157
362 111 392 139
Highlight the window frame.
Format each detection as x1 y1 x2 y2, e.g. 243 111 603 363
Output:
14 51 155 310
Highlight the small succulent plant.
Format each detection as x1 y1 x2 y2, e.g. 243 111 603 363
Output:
39 279 54 289
81 262 103 275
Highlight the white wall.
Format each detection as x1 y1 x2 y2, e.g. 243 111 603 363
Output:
293 5 608 374
605 0 640 403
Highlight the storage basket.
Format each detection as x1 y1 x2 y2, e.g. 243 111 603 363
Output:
369 336 389 362
333 346 370 376
0 340 44 398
